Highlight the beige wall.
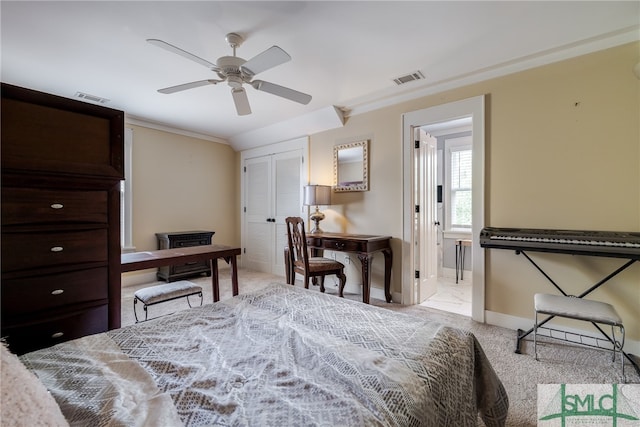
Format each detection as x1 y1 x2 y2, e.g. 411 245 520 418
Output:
127 125 239 251
308 42 640 340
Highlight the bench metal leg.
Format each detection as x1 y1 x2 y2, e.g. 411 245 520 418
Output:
186 292 203 308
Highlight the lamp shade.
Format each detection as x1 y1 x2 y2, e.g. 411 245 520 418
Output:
304 185 331 206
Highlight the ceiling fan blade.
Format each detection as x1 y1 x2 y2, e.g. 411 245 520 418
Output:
251 80 312 105
158 79 221 94
231 88 252 116
241 46 291 77
147 39 218 70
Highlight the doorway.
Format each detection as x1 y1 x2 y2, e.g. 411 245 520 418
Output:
419 121 473 317
401 95 485 323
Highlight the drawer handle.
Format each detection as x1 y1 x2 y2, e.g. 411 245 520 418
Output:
51 332 64 339
335 242 345 250
50 246 64 252
50 203 64 209
51 289 64 295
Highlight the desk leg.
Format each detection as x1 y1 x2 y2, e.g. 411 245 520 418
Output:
211 259 220 302
284 248 291 284
383 248 393 303
455 242 460 284
357 253 374 304
229 255 239 297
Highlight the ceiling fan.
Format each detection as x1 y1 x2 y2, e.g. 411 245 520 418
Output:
147 33 312 116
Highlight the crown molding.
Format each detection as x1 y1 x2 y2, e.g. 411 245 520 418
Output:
345 25 640 118
125 115 229 145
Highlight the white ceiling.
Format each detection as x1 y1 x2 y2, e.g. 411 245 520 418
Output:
2 1 638 151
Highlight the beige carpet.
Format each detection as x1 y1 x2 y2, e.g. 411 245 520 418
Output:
121 267 640 427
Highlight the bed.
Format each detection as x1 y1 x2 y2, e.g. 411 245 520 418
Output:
11 283 508 426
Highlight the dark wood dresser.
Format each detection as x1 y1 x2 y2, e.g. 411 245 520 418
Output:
1 83 124 354
155 231 215 282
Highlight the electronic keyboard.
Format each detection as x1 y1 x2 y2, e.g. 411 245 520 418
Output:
479 227 640 259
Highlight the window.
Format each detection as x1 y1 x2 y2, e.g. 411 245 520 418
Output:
445 136 472 231
121 127 134 252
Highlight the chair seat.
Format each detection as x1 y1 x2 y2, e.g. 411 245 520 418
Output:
295 257 345 273
309 256 345 271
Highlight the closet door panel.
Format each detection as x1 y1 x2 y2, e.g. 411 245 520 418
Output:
244 156 272 273
272 152 302 275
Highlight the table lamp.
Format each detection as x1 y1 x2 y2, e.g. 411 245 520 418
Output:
304 185 331 233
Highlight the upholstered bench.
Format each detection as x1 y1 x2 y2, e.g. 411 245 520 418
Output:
133 280 203 322
534 293 625 380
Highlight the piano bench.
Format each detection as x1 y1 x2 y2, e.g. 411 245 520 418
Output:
533 293 625 381
133 280 203 323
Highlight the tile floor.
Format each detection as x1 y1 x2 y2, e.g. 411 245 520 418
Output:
420 275 472 317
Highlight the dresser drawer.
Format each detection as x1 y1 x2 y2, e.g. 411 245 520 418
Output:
2 187 108 226
1 305 108 355
1 268 108 317
2 229 108 272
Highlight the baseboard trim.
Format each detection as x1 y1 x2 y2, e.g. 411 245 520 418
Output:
485 310 640 356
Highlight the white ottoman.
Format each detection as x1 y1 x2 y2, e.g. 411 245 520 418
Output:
133 280 203 322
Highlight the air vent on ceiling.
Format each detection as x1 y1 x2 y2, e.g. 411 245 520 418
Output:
393 71 425 85
75 92 110 104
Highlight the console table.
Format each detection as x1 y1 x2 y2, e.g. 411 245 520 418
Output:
286 232 392 304
121 244 240 303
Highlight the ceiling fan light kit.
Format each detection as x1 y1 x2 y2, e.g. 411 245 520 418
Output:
148 32 311 116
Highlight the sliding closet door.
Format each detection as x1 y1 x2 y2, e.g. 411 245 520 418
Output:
243 149 304 275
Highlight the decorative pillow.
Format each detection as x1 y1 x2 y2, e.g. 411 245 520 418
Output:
1 343 69 427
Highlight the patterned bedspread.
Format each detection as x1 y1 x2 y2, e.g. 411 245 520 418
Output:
21 283 508 426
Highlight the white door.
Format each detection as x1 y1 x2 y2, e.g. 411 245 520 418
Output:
243 149 303 275
244 155 272 273
272 152 303 275
416 129 438 303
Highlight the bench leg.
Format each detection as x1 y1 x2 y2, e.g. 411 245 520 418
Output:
612 324 626 383
134 298 139 323
534 310 539 361
186 292 203 308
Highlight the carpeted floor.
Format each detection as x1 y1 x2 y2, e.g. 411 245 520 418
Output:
121 266 640 427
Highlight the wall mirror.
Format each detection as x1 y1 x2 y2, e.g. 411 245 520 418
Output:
333 140 368 192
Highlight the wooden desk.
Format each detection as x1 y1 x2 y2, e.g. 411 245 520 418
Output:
286 232 392 304
121 245 241 302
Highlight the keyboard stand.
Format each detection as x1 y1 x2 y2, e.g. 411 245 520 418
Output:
513 249 639 375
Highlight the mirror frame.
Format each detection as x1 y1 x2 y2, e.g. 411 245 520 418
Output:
333 140 369 192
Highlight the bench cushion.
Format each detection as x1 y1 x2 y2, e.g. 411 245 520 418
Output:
534 293 622 326
134 281 202 305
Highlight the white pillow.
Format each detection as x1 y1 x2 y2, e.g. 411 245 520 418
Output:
1 343 69 427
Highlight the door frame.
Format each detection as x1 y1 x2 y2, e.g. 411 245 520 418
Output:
240 136 309 270
401 95 486 322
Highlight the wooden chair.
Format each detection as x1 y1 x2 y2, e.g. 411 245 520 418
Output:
285 216 347 295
